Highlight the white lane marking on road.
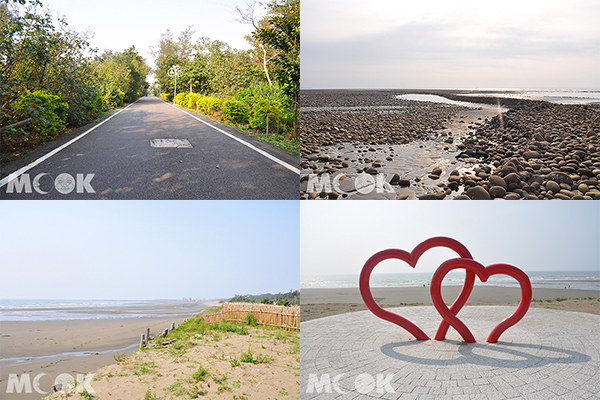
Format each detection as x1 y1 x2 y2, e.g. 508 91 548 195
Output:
0 101 138 188
170 105 300 175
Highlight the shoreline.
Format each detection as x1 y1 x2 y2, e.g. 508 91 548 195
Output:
301 286 600 322
0 303 212 399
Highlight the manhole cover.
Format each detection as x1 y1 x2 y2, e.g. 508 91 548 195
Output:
150 139 193 148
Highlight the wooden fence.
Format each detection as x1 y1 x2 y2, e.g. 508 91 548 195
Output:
203 302 299 330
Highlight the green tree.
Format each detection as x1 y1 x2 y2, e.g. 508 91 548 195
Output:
179 56 210 94
196 38 262 96
235 1 279 85
253 0 299 138
1 0 105 141
94 46 149 106
151 27 195 96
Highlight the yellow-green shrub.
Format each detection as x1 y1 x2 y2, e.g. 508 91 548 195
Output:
222 99 250 124
199 96 221 115
186 93 202 110
175 92 187 105
11 90 69 141
250 97 282 133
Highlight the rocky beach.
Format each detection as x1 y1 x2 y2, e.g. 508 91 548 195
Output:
300 90 600 200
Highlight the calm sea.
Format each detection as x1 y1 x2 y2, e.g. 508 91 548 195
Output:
302 271 600 291
0 299 204 322
397 89 600 105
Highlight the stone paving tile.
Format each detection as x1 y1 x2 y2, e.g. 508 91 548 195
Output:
461 386 480 395
301 306 600 399
467 394 489 400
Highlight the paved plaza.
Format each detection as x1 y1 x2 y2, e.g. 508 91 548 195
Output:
301 306 600 399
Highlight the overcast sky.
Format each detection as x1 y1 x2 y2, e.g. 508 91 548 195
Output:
301 0 600 89
42 0 258 66
301 202 599 277
0 201 299 300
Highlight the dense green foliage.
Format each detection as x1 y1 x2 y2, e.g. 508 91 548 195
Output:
94 47 150 107
175 92 187 106
249 97 282 133
222 99 250 124
186 92 202 109
11 90 68 141
1 0 297 159
1 0 149 160
198 96 221 115
150 0 299 139
151 28 263 99
229 290 300 306
254 0 299 137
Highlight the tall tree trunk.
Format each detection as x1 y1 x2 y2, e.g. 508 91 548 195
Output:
261 44 272 85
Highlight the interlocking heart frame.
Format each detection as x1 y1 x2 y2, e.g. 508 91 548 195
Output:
359 237 532 343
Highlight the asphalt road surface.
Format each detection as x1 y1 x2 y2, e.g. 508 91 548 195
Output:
0 96 299 199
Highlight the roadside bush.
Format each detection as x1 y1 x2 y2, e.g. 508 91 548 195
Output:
103 83 125 108
11 90 69 141
175 92 188 105
160 93 170 101
235 82 287 105
90 91 108 112
199 96 221 115
186 93 202 110
222 99 249 124
249 97 282 134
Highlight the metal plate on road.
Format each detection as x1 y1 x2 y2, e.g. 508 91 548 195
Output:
150 139 193 148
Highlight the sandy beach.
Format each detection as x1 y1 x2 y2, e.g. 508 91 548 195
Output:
0 302 210 399
45 323 299 400
301 286 600 322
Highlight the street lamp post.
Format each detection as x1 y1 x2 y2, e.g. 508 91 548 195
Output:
168 64 181 104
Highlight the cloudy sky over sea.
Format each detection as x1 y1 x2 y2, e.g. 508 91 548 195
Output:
301 0 600 89
300 202 599 277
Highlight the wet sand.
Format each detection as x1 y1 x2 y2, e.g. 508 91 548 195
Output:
0 302 210 398
301 287 600 322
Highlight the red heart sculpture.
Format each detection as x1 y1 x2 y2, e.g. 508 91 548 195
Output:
430 258 532 343
359 237 476 341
